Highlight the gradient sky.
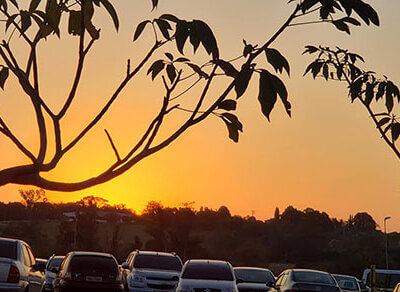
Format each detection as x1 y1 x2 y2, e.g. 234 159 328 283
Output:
0 0 399 231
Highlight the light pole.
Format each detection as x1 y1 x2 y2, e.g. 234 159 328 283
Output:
384 216 391 269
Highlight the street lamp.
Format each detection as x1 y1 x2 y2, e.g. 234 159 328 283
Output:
384 216 391 269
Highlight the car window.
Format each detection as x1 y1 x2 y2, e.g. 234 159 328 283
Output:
334 276 359 291
182 263 234 281
70 255 119 276
22 245 32 266
0 240 17 260
234 269 275 284
133 254 182 271
47 257 64 271
293 271 335 285
26 246 36 266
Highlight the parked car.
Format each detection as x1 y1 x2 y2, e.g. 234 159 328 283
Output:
333 274 361 292
392 283 400 292
0 236 45 292
362 269 400 292
41 255 64 292
234 267 275 292
121 250 182 292
272 269 340 292
358 279 371 292
176 259 238 292
53 251 123 292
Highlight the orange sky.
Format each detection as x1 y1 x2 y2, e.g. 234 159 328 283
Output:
0 0 399 231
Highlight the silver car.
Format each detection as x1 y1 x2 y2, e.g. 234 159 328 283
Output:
0 237 44 292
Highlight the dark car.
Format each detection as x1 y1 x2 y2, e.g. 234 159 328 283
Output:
42 255 65 292
272 269 340 292
53 251 123 292
234 267 275 292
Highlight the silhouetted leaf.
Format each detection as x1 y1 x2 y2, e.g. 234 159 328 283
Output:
322 63 329 80
0 67 9 90
99 0 119 31
235 64 253 99
6 13 18 31
45 0 61 37
391 123 400 142
352 0 380 26
175 57 190 63
349 64 361 80
165 53 173 61
151 0 158 11
217 99 237 111
376 82 386 101
265 48 290 76
301 0 319 13
220 113 243 143
166 64 176 83
155 18 171 40
20 10 32 33
133 20 150 41
332 20 350 34
336 64 343 80
193 20 219 60
147 60 165 80
29 0 41 12
304 60 323 79
387 81 400 103
159 14 180 23
175 21 190 54
349 78 363 101
341 16 361 26
365 82 375 105
214 60 238 78
303 45 319 55
243 40 253 57
386 86 394 113
377 117 390 128
186 63 208 79
68 10 82 36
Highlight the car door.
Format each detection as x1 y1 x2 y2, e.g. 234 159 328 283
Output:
22 244 42 292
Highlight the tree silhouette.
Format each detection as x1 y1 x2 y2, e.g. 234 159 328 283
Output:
0 0 380 191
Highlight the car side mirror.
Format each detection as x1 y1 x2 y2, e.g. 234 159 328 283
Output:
267 281 275 287
121 262 129 269
33 262 46 273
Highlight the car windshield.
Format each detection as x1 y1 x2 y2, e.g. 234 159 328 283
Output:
182 263 234 281
334 276 358 291
0 240 17 260
70 255 118 276
293 271 335 285
47 257 64 271
133 254 182 271
235 269 275 284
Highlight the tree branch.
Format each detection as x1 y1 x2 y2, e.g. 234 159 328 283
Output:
104 129 121 161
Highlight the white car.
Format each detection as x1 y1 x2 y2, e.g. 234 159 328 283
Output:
0 237 44 292
121 250 183 292
176 259 238 292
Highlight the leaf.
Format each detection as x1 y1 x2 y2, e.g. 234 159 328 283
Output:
29 0 41 12
175 57 190 63
147 60 165 80
377 117 390 128
45 0 61 37
322 63 329 80
165 53 173 61
192 20 219 60
151 0 158 11
352 0 380 26
341 16 361 26
391 123 400 142
99 0 119 31
265 48 290 76
336 64 343 80
166 64 176 83
217 99 237 111
6 13 18 31
220 113 243 143
301 0 319 13
302 45 319 55
155 18 172 40
349 78 363 101
243 43 253 58
68 10 82 36
133 20 150 41
303 60 323 79
235 64 253 99
376 82 386 101
20 10 32 33
0 67 9 90
214 60 238 78
332 20 350 34
175 21 190 54
186 63 208 79
365 82 375 105
386 86 394 113
159 14 180 23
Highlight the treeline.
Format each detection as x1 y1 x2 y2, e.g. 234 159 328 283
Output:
0 191 399 278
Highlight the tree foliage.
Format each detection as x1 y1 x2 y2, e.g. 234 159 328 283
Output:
0 0 381 191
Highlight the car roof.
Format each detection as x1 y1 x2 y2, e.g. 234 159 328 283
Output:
290 269 331 275
0 236 27 246
68 251 115 258
133 251 178 257
187 259 231 266
234 267 272 272
334 274 358 280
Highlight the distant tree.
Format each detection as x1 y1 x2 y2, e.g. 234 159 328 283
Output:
217 206 231 218
274 207 280 220
353 212 377 232
19 189 47 209
0 0 380 191
78 195 109 208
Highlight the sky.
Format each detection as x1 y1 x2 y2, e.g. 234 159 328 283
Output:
0 0 399 231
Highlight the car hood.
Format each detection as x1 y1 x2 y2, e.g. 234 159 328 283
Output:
179 278 236 289
237 282 272 290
